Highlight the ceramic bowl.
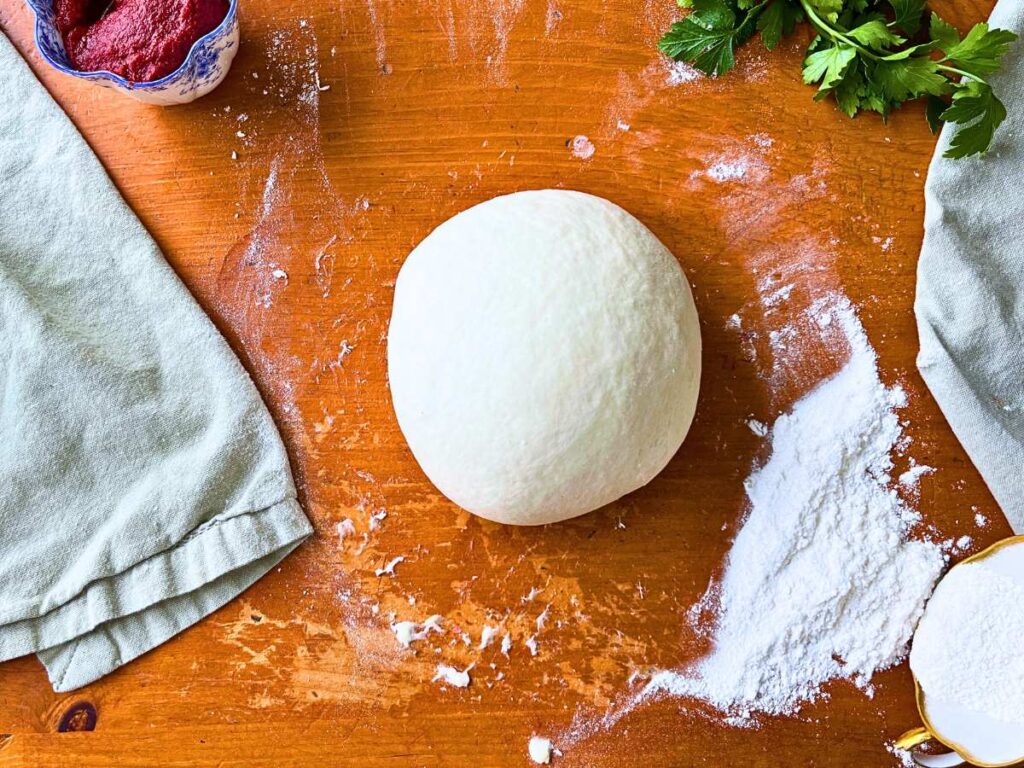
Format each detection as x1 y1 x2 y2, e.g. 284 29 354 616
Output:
25 0 239 105
896 534 1024 768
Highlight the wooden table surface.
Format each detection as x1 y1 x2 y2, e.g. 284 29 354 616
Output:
0 0 1012 764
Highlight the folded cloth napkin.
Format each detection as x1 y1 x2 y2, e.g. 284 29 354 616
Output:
917 2 1024 533
0 31 312 691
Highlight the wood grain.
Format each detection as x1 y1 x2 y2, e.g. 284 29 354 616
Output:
0 0 1009 764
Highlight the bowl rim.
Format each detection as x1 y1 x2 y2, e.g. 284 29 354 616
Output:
26 0 238 90
909 533 1024 768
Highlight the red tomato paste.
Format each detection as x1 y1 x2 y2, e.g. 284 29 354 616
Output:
55 0 229 83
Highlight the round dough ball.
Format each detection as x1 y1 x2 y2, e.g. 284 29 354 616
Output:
387 190 701 525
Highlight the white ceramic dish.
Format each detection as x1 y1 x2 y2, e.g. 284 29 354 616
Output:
897 535 1024 767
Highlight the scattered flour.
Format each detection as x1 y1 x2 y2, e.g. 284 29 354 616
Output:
899 461 935 490
433 664 473 688
887 742 917 767
910 560 1024 725
690 152 765 184
365 0 389 73
522 586 543 603
745 419 768 437
536 606 551 631
391 615 444 648
544 1 563 34
335 518 357 540
643 297 945 719
488 0 527 83
760 281 794 309
704 161 748 182
528 736 556 764
479 625 500 650
313 235 339 298
375 556 405 577
664 59 701 85
871 235 896 253
218 18 363 431
945 535 973 555
570 135 596 160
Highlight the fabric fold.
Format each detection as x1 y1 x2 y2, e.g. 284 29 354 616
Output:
916 0 1024 533
0 31 312 690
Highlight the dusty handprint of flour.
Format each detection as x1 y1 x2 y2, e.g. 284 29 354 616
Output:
643 296 946 719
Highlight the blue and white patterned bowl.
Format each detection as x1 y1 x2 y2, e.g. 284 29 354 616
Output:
25 0 239 105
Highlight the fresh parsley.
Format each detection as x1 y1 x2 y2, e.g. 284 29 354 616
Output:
659 0 1017 157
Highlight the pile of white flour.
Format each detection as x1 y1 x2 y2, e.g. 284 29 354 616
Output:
645 297 946 719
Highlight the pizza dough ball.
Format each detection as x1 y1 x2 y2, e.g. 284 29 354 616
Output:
387 190 701 525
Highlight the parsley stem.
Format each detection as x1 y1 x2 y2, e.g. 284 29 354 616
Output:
936 64 987 84
797 0 881 60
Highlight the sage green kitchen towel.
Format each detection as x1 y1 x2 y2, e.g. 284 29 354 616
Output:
916 2 1024 533
0 32 312 691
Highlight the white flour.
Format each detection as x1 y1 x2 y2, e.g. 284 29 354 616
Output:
391 615 443 648
433 664 473 688
478 625 499 649
704 161 748 182
365 0 389 73
374 556 405 577
664 60 701 85
528 736 556 764
910 560 1024 725
570 135 596 160
644 298 945 718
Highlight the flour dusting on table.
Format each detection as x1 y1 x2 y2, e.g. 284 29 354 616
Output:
664 60 702 85
365 0 389 73
433 663 473 688
528 736 557 764
570 135 596 160
392 615 444 648
643 296 945 719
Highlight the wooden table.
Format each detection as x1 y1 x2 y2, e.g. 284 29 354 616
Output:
0 0 1010 764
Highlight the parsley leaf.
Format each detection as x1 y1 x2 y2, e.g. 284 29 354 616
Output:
871 57 950 102
758 0 804 50
940 23 1017 77
941 80 1008 158
928 12 960 52
804 0 844 23
658 0 1017 156
833 61 868 115
803 44 858 90
848 19 905 50
887 0 926 35
659 0 744 76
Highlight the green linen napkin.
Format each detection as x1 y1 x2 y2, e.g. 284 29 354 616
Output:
0 31 312 691
917 1 1024 533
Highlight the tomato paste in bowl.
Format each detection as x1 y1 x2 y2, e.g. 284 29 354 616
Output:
27 0 239 104
55 0 229 83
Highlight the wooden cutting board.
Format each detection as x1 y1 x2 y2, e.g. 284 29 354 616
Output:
0 0 1009 764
